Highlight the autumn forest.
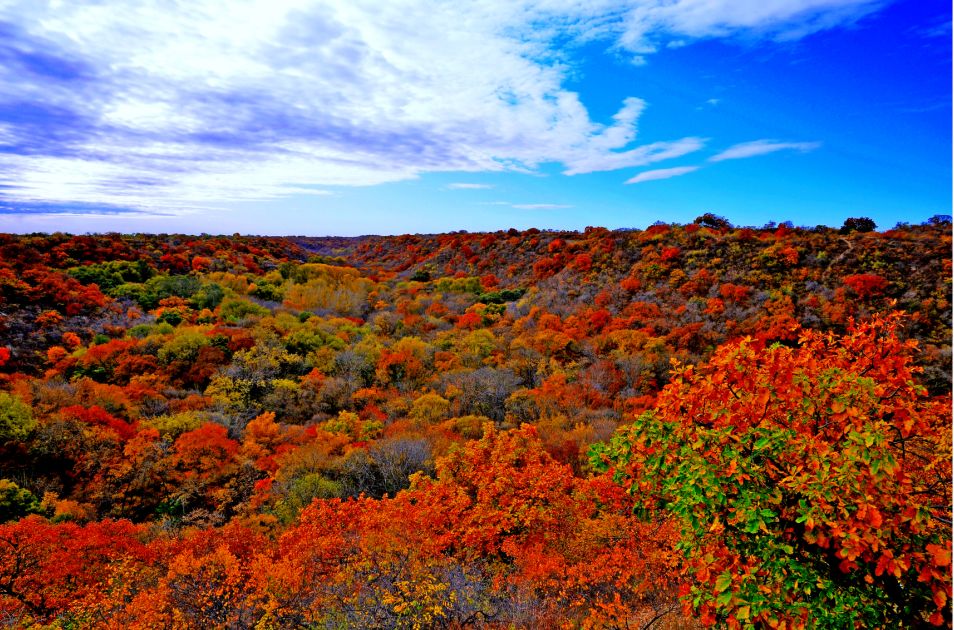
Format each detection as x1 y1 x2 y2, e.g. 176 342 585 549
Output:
0 216 950 629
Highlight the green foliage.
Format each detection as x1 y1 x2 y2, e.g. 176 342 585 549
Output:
476 288 526 304
250 280 284 302
157 330 210 365
219 297 270 322
434 276 482 294
284 327 345 356
0 480 44 522
324 411 361 437
110 282 150 306
0 392 36 442
840 217 877 234
274 473 343 523
111 274 202 309
156 310 183 326
147 274 202 300
68 260 153 292
191 282 226 310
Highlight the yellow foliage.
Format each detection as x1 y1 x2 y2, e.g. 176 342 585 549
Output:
282 264 372 316
410 393 450 425
143 412 204 438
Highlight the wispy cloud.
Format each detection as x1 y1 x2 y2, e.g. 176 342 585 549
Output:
616 0 886 57
625 165 699 184
447 183 495 190
0 200 161 216
913 17 951 39
562 135 705 175
709 140 822 162
0 1 876 213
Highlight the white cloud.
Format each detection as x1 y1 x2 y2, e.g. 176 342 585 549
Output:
447 183 495 190
563 136 706 175
0 0 872 212
625 165 699 184
709 139 822 162
616 0 884 56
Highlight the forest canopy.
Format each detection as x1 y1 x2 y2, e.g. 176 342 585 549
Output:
0 220 949 628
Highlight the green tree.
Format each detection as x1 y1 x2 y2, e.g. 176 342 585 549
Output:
0 392 36 442
0 480 43 522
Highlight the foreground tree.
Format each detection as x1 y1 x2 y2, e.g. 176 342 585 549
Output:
592 314 952 627
0 517 151 624
268 424 684 628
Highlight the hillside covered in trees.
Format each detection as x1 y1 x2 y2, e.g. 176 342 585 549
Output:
0 217 950 628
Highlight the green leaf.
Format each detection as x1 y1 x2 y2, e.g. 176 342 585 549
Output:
715 572 733 593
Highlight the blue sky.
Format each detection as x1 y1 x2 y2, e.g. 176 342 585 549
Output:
0 0 949 235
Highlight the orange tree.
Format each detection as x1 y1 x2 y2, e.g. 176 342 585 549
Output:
265 424 683 628
591 313 952 627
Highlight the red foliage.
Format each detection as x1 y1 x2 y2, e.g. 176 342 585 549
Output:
479 273 499 290
172 423 240 480
571 253 593 272
0 225 948 628
191 255 212 272
532 255 564 279
719 282 751 303
620 276 641 292
455 311 482 330
844 273 889 298
0 517 150 623
60 405 137 441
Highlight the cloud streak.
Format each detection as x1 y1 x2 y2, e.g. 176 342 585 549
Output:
709 140 822 162
0 1 870 213
447 183 495 190
615 0 885 61
625 165 699 184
